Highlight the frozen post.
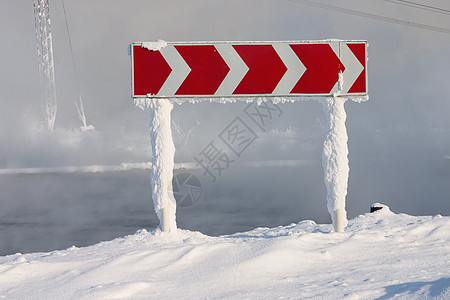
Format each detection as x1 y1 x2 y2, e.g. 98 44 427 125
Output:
321 96 349 232
149 99 177 232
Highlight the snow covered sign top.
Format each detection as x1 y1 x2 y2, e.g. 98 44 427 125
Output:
131 40 367 99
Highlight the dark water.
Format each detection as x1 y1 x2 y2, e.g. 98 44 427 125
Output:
0 164 329 255
0 171 156 255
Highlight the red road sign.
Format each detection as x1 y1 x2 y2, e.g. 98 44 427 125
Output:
131 40 367 98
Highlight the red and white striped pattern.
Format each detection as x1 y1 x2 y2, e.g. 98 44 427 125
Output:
131 40 367 98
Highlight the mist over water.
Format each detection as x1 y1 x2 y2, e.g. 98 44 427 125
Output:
1 106 449 256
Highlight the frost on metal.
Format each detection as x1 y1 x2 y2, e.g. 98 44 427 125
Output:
134 96 316 108
141 40 167 51
149 99 177 232
321 96 349 231
34 0 57 130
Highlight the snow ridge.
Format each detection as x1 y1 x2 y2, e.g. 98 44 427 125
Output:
2 208 450 299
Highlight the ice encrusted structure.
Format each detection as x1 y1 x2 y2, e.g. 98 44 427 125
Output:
321 96 349 231
148 99 177 232
132 40 367 233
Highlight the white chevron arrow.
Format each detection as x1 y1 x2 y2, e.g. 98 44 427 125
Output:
339 42 364 93
272 43 306 95
214 44 249 96
329 41 364 94
158 45 191 96
328 41 342 94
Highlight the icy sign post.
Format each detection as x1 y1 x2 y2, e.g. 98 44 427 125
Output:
130 40 368 233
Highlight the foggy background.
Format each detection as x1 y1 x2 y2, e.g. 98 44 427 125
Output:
0 0 449 255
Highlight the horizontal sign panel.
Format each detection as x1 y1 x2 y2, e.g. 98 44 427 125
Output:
131 40 367 98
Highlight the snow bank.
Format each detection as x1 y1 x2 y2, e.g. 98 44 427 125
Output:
1 209 450 299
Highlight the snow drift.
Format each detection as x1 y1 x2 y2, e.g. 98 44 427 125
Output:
1 205 450 299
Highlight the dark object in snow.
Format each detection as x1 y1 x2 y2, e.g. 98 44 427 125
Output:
370 205 383 213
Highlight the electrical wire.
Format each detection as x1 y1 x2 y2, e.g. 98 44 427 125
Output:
61 0 90 127
287 0 450 35
384 0 450 15
62 0 81 95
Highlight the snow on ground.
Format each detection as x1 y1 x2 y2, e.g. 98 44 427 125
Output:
1 205 450 299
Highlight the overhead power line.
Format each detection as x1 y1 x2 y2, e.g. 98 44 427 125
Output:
287 0 450 35
384 0 450 15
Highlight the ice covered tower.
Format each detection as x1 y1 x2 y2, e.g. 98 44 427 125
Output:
34 0 57 130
